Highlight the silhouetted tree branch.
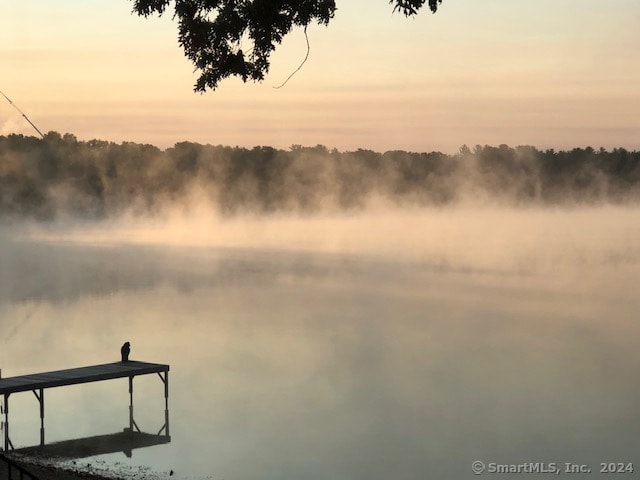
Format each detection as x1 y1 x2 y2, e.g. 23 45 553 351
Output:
131 0 444 91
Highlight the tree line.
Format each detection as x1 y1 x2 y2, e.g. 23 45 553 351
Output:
1 132 639 220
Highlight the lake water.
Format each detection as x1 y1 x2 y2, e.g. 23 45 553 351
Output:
2 206 640 479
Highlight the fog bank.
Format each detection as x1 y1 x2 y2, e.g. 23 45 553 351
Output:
10 204 640 277
1 133 639 221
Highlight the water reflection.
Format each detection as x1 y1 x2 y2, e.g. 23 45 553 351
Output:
1 208 640 479
14 430 171 459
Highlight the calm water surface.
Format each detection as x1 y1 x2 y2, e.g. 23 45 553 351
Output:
1 207 640 479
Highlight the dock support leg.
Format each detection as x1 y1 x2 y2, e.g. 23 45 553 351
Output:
129 376 134 431
156 371 170 437
129 376 133 431
164 372 170 437
33 389 45 446
40 388 45 446
3 394 11 452
128 376 140 433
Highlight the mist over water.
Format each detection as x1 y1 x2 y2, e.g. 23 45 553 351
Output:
2 203 640 479
12 203 640 275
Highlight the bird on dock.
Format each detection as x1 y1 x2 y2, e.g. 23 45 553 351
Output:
121 341 131 362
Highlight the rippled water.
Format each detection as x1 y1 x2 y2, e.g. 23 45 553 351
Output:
2 207 640 479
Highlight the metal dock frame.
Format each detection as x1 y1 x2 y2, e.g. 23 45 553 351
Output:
0 361 170 452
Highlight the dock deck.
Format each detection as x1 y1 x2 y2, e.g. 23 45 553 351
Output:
0 361 169 395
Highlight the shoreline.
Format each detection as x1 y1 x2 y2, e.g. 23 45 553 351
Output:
3 453 173 480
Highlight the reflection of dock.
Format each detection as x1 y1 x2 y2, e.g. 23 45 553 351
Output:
14 430 171 459
0 361 170 452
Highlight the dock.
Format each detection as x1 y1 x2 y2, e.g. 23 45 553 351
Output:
0 361 170 452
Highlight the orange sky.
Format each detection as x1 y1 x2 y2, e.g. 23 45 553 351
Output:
1 0 639 153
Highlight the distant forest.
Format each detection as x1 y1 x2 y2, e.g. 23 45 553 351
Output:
1 132 639 220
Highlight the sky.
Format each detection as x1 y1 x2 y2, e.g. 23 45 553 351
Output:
1 0 639 153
